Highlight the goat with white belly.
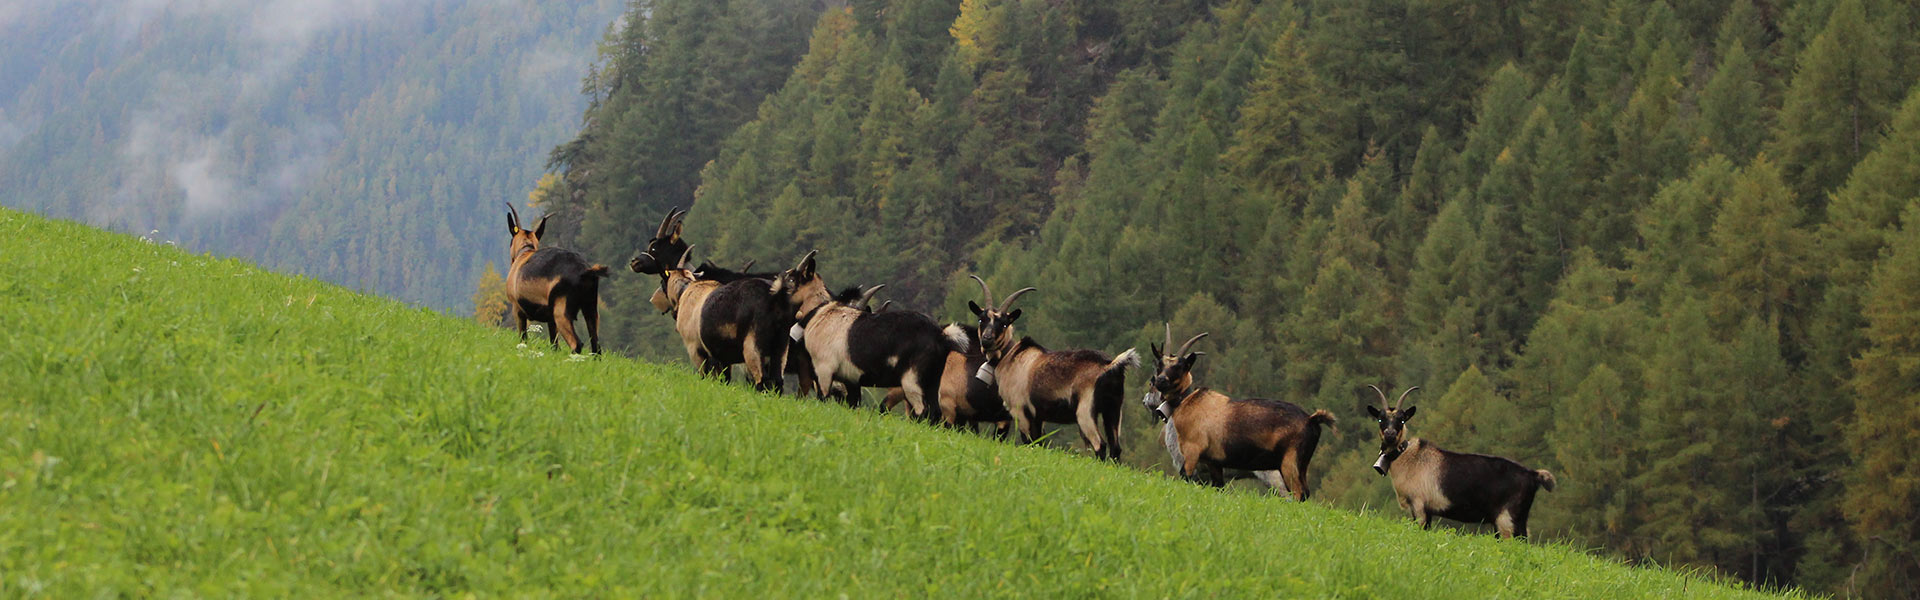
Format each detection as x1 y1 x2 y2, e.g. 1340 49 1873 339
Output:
1368 385 1557 538
1141 325 1335 500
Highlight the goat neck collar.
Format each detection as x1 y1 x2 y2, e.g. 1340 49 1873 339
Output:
1161 382 1201 411
665 276 699 315
796 301 833 328
1379 439 1411 468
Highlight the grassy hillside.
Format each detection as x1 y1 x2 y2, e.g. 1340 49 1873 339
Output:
0 207 1799 597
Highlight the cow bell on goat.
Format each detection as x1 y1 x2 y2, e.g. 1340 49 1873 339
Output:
975 362 996 385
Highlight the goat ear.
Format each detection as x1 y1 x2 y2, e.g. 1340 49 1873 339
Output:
1401 406 1417 421
1366 406 1383 420
1150 343 1163 359
508 212 519 234
968 301 985 317
669 221 683 242
1180 352 1203 369
1006 308 1021 323
533 214 550 239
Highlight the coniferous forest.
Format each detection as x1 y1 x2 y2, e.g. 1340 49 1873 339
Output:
540 0 1920 595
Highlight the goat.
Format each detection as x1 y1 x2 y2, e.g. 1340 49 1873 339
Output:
968 276 1138 460
628 207 689 276
1140 325 1335 500
771 252 954 423
884 323 1014 434
1141 326 1281 491
656 246 794 393
1368 385 1557 538
631 207 812 395
505 203 609 354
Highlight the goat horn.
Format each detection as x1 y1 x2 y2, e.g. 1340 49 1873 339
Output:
678 244 696 270
999 287 1037 311
877 300 893 312
1395 386 1420 410
655 206 680 237
739 259 755 272
857 284 887 308
1163 323 1173 356
793 249 817 270
968 275 994 308
1176 332 1209 357
1368 384 1390 407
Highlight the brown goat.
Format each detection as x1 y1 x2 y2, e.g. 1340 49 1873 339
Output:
1141 326 1335 501
969 276 1138 460
505 203 609 354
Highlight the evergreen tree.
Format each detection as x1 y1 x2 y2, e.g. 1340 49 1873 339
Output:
1223 23 1335 203
1770 0 1899 206
1843 203 1920 597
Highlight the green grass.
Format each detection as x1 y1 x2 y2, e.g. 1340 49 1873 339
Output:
0 207 1800 598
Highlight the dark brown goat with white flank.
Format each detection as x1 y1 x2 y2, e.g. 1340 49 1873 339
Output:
505 203 609 354
654 246 795 392
1368 386 1557 538
771 252 958 421
1140 326 1335 500
969 276 1138 460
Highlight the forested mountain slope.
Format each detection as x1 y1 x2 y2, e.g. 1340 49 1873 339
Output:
0 0 624 310
545 0 1920 595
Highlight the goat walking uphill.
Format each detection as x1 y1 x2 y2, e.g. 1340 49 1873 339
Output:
1368 386 1556 539
969 276 1138 460
1141 325 1335 500
773 252 955 422
505 203 609 354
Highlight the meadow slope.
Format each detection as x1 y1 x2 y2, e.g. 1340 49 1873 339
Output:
0 207 1799 597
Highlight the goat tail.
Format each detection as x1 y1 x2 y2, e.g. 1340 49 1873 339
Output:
1307 409 1338 433
585 264 612 279
1104 348 1141 374
942 324 974 354
1535 469 1557 492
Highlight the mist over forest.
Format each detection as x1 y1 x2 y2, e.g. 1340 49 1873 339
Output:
7 0 1920 596
0 0 623 309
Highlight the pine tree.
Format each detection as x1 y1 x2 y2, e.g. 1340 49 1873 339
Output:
1770 0 1899 206
1223 23 1335 202
1843 203 1920 596
1697 41 1767 162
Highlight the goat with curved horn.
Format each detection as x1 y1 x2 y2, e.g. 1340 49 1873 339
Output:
1142 331 1335 500
1368 383 1554 538
968 274 1136 460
